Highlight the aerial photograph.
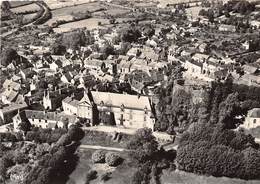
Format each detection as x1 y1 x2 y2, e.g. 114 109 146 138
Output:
0 0 260 183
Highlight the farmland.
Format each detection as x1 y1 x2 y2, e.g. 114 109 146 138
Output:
51 2 104 17
9 1 33 8
10 3 41 14
53 18 110 33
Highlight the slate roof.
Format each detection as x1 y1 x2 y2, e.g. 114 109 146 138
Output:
23 110 77 123
91 91 151 111
0 101 28 114
2 79 21 91
63 96 79 107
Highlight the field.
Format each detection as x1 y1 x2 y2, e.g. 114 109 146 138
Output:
9 1 33 8
93 8 131 17
45 0 93 10
81 130 132 148
10 3 41 14
51 2 103 17
53 18 110 33
45 15 74 26
23 13 38 20
161 170 260 184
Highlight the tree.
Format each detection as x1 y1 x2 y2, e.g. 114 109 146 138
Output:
62 30 86 50
120 27 141 43
242 147 260 179
0 48 18 66
218 92 241 129
100 172 111 182
50 43 66 55
100 42 115 59
127 128 158 162
142 24 155 38
105 152 121 166
18 121 31 133
85 170 97 184
92 150 106 163
68 125 85 142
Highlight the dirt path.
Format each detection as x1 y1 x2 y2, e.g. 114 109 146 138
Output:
79 144 125 152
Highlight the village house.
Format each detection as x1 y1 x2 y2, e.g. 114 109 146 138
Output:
49 59 63 71
62 94 78 116
62 91 94 124
13 110 77 131
218 24 237 32
2 79 21 92
1 88 19 105
0 101 28 123
61 72 74 84
19 68 37 80
242 108 260 129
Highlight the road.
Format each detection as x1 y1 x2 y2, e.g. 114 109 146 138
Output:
79 144 125 152
2 2 48 38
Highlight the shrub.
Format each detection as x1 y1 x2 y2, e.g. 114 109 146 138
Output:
100 172 111 182
85 170 97 184
92 150 106 163
105 152 121 167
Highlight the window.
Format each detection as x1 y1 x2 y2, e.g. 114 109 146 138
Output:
253 119 257 124
144 115 147 122
129 111 133 120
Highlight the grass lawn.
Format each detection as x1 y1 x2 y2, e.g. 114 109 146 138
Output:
67 149 136 184
81 130 132 148
161 170 260 184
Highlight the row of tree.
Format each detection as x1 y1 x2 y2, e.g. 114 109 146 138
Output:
176 78 260 180
177 123 260 180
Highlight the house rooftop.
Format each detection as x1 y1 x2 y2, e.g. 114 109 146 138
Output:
23 110 77 123
0 101 27 114
248 108 260 118
91 91 151 111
